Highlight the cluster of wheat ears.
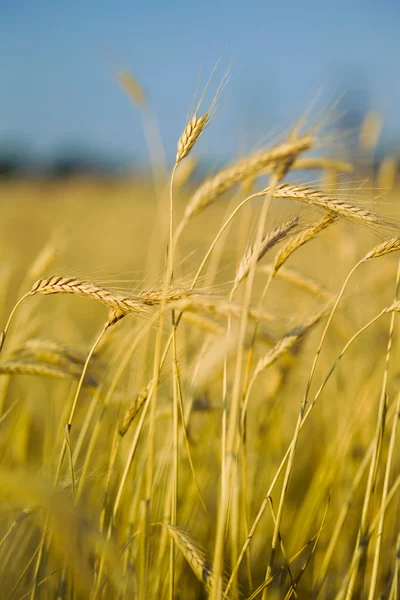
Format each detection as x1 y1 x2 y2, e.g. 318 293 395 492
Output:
0 72 400 599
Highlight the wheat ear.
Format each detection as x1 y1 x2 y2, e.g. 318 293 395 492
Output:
184 135 313 221
0 361 67 379
176 113 208 165
363 237 400 260
274 214 337 272
233 216 300 291
119 379 153 437
174 297 274 323
264 183 383 228
30 276 146 314
165 525 214 593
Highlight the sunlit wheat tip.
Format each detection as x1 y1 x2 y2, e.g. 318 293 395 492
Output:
176 113 208 165
363 237 400 261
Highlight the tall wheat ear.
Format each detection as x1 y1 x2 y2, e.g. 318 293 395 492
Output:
165 524 214 593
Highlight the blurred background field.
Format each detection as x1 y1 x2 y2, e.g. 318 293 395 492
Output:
1 1 400 599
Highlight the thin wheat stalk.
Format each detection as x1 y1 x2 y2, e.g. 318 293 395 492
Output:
211 171 284 600
347 258 400 599
229 305 391 597
368 389 400 599
304 235 400 445
262 302 393 598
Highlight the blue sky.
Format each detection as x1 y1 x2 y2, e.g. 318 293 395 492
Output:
1 0 399 165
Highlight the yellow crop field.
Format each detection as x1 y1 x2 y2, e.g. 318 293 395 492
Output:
0 80 399 599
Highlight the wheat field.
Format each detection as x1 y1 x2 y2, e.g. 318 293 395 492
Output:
0 76 399 600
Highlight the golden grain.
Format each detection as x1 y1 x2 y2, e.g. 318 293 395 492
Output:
184 135 313 220
234 216 300 290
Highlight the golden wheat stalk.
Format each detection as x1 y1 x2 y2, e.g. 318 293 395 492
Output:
233 216 300 291
274 214 337 272
184 135 313 219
